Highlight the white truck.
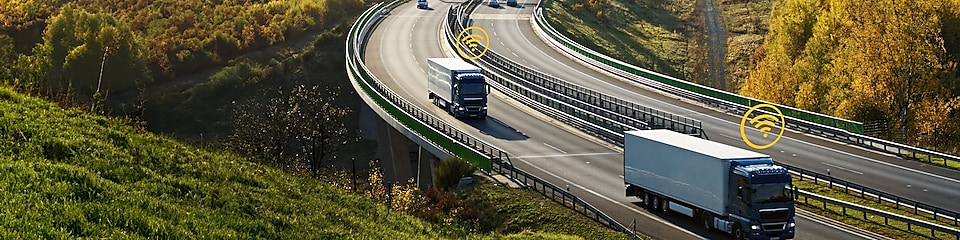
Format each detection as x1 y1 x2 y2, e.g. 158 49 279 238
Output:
427 58 488 118
624 130 796 239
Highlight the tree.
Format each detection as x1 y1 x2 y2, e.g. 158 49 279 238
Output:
287 84 349 178
38 4 151 107
0 35 14 84
230 84 349 177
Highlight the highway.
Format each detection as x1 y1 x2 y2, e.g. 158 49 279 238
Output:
469 3 960 213
360 0 886 239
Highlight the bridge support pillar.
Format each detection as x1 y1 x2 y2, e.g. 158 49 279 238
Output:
417 146 438 189
376 116 412 184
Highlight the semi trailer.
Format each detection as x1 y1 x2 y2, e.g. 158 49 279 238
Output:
427 58 488 118
624 130 796 239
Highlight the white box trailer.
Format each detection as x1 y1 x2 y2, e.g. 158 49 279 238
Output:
427 58 488 118
624 130 795 239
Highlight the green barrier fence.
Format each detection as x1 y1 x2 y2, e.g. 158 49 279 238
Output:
532 12 864 134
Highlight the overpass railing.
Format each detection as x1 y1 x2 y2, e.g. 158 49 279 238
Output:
449 2 959 239
449 6 705 146
531 2 960 171
798 190 960 239
348 0 502 171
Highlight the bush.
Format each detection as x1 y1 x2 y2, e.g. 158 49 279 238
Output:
433 157 476 191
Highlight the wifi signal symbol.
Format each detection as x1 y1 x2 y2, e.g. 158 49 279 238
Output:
750 114 780 138
462 34 485 53
739 104 786 150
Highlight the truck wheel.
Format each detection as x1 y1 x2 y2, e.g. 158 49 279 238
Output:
642 192 653 209
700 212 712 230
659 197 669 213
733 223 744 240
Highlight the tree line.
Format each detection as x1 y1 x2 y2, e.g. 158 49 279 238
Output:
0 0 363 110
741 0 960 151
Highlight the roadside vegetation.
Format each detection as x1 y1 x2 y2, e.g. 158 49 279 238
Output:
793 176 959 239
742 0 960 152
543 0 696 80
0 0 639 238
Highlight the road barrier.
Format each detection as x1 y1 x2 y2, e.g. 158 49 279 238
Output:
797 190 960 239
531 2 960 171
349 2 958 239
782 163 960 227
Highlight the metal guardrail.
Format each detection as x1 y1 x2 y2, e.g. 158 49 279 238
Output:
450 2 960 239
446 8 705 145
348 0 500 171
530 4 862 134
530 4 960 171
351 2 958 239
797 190 960 239
781 163 960 227
350 3 637 238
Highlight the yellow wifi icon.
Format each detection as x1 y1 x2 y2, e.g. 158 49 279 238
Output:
456 26 490 60
739 104 786 150
750 114 779 138
462 34 485 53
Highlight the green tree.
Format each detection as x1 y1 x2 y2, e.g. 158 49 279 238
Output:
39 4 151 106
0 35 14 84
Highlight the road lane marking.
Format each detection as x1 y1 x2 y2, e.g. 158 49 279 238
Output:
821 162 864 175
542 143 567 154
515 152 620 159
513 157 701 238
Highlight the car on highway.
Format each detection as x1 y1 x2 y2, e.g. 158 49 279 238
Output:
507 0 517 6
488 0 499 7
417 0 428 9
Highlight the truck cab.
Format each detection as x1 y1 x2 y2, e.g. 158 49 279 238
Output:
450 73 488 118
725 161 796 239
417 0 427 9
506 0 517 6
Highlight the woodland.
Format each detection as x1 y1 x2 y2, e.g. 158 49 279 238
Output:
740 0 960 151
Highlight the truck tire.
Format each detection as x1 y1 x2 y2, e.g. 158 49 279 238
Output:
659 197 669 213
642 192 653 209
700 211 712 230
733 223 744 240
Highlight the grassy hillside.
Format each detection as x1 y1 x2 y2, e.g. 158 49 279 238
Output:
0 87 592 238
543 0 697 80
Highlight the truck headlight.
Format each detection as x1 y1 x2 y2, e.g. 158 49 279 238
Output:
750 225 760 230
458 107 464 111
788 222 795 228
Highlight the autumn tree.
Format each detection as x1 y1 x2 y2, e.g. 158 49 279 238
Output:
741 0 960 149
33 5 151 107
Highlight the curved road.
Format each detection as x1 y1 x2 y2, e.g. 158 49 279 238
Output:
470 3 960 214
360 1 885 239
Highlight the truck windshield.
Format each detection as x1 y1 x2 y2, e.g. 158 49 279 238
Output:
753 183 793 203
459 83 486 95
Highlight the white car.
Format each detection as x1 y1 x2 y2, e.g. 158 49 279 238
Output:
489 0 499 6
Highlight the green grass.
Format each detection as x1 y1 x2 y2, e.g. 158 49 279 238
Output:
543 0 695 80
0 86 580 239
716 0 772 94
793 176 960 239
460 178 637 239
906 152 960 170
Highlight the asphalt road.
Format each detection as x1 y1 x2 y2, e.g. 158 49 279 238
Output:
470 3 960 214
361 1 890 239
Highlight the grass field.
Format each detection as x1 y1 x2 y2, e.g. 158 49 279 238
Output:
0 86 606 239
542 0 696 80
